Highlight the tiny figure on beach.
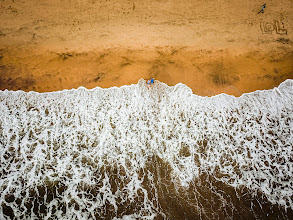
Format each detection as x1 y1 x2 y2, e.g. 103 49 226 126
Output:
147 78 155 86
257 4 266 14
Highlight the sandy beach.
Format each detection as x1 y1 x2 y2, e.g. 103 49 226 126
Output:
0 0 292 96
1 1 293 218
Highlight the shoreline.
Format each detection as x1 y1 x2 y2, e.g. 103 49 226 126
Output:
0 46 292 97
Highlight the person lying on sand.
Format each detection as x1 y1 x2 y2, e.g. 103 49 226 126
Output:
147 78 155 86
257 4 266 14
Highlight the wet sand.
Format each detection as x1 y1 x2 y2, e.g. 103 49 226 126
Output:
0 0 292 96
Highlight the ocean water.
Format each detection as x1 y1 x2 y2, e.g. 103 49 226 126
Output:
0 79 292 220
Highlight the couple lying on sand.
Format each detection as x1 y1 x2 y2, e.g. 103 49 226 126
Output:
147 78 155 85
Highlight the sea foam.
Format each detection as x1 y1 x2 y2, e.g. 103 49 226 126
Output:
0 79 292 219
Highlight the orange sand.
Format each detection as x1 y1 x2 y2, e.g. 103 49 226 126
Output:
0 0 292 96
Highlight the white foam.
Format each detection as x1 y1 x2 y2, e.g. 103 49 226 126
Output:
0 79 292 219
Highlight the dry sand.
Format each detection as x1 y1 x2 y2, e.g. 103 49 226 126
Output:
0 0 292 96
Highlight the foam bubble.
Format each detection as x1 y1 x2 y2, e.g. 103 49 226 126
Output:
0 79 292 219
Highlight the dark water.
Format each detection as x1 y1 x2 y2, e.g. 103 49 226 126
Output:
0 79 292 219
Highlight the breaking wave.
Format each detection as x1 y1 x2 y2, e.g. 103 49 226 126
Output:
0 79 292 219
